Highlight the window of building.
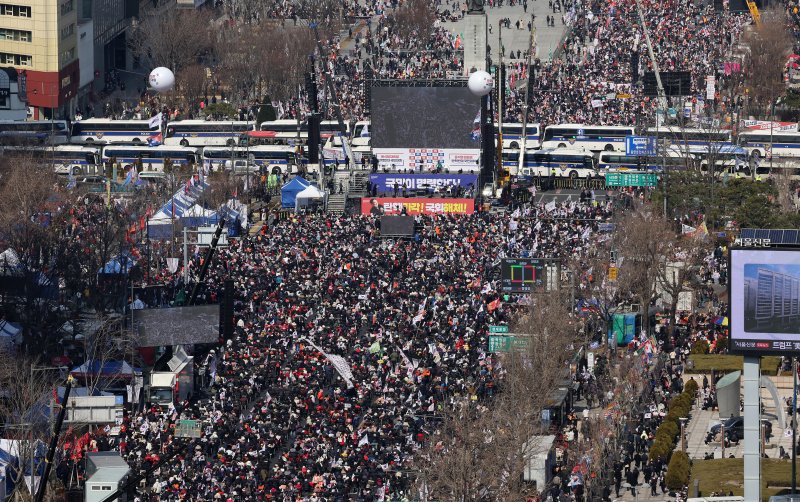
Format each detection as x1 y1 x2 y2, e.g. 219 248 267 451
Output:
0 28 32 41
0 4 31 16
0 52 31 66
59 48 74 65
61 75 70 88
60 23 73 39
60 0 74 15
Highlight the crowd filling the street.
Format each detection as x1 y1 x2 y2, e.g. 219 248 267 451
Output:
2 0 800 500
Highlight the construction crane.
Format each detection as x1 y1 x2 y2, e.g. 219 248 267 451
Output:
746 0 762 26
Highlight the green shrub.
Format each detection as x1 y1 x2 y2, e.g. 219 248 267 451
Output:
658 420 679 441
691 339 710 354
665 451 691 490
649 436 674 461
684 378 699 396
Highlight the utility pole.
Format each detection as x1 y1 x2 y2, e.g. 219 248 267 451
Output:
520 18 536 176
633 0 668 217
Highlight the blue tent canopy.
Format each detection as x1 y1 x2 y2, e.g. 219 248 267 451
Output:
281 177 310 208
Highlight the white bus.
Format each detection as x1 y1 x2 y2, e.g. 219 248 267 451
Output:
202 145 299 173
498 122 541 149
351 120 370 148
165 120 255 147
0 120 70 145
71 119 158 144
541 124 635 152
515 149 597 179
597 147 694 173
52 145 102 175
260 119 348 143
101 145 199 171
647 127 732 153
739 130 800 160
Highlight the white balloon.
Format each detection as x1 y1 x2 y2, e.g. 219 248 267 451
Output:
467 70 493 97
149 67 175 92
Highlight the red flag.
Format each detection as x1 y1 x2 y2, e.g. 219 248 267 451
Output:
487 298 500 312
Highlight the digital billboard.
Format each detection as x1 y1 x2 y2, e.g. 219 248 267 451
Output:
730 248 800 353
500 258 560 294
370 85 480 149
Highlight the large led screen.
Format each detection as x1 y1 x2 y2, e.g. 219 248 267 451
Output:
730 248 800 353
370 85 481 149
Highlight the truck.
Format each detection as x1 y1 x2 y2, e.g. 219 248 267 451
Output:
148 347 194 410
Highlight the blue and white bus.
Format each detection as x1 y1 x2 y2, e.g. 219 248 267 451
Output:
101 145 199 171
0 120 70 145
498 122 541 149
646 127 732 153
165 120 255 147
597 148 694 173
513 149 597 179
52 145 102 175
541 124 635 152
202 145 299 173
71 119 158 144
739 130 800 160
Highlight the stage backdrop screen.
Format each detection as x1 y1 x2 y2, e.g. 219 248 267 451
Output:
370 85 480 149
730 248 800 354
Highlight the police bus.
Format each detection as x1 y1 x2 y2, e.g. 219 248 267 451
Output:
165 120 255 147
541 124 635 152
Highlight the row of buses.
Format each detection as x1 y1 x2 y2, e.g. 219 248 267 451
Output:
0 144 304 176
1 119 799 179
3 119 798 160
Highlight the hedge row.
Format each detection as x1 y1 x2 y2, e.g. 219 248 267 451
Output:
648 378 699 462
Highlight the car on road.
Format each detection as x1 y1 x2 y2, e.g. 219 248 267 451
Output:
708 416 772 442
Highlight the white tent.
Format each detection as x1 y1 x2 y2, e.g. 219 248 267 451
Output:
295 185 324 211
184 204 217 218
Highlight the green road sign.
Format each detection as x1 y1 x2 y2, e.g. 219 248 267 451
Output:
176 419 202 438
489 325 509 333
488 334 529 353
605 172 658 187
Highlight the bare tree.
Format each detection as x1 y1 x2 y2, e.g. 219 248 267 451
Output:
0 355 59 501
130 8 212 74
389 0 437 47
743 8 792 117
177 64 208 114
416 290 577 499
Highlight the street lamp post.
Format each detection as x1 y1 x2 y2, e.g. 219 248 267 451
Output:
679 417 689 453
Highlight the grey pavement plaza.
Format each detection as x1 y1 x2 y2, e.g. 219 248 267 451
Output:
441 1 570 62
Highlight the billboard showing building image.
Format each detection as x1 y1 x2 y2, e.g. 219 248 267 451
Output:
731 249 800 353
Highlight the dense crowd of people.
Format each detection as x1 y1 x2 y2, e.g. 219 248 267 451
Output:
79 197 619 501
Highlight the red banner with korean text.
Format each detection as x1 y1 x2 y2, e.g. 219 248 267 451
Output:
361 198 475 216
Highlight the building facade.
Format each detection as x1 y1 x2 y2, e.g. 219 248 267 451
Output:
0 0 80 118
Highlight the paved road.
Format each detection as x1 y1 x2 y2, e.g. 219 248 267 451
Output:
441 2 569 61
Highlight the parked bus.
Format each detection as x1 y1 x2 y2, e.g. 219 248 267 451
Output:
101 145 199 171
260 119 348 143
0 120 70 145
202 145 299 173
647 127 732 153
165 120 255 147
597 148 694 173
498 122 541 149
514 149 597 179
351 120 370 148
71 119 158 144
739 130 800 160
52 145 102 175
541 124 635 152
